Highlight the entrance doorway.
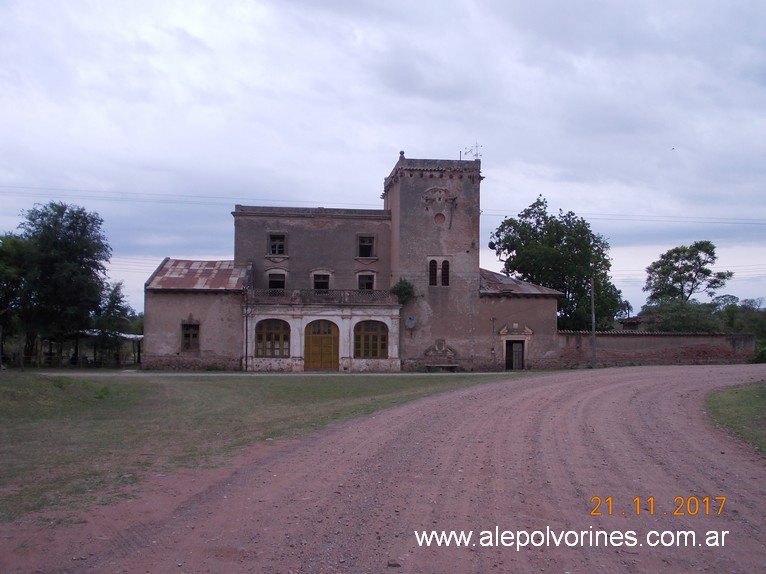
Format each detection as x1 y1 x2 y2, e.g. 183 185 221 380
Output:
304 320 339 370
505 340 524 370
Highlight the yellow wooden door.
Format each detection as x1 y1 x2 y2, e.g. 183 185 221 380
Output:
304 320 339 370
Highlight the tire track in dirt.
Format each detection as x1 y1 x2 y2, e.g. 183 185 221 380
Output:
2 365 764 573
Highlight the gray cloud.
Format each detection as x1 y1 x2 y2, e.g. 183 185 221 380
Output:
1 0 764 311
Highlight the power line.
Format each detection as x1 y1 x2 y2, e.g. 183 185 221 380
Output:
0 186 380 209
2 186 765 226
481 209 766 226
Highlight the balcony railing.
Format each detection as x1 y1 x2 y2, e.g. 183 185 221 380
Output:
246 288 399 306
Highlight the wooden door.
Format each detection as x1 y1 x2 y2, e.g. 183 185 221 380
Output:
304 320 339 370
505 341 524 370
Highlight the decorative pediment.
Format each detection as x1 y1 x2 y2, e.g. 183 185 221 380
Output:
265 255 289 264
422 187 458 205
498 323 534 336
424 338 457 359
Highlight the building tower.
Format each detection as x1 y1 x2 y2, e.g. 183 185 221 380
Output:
382 151 483 368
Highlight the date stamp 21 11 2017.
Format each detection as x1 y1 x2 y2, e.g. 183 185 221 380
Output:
590 495 727 517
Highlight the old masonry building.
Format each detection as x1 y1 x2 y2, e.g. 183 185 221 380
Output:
143 152 562 372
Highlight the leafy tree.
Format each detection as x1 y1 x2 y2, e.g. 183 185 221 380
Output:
0 233 27 319
95 281 134 330
489 196 625 330
643 240 733 302
91 281 135 364
17 202 112 359
128 312 144 335
0 234 30 363
639 299 722 332
738 299 766 339
715 297 766 337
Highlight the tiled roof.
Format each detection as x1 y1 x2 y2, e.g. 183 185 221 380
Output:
145 258 247 291
479 268 562 297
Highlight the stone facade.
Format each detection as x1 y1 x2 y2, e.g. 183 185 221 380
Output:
144 153 758 371
143 289 244 370
143 152 563 372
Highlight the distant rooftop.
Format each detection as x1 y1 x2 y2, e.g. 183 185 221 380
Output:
233 205 389 219
145 258 246 291
479 268 562 297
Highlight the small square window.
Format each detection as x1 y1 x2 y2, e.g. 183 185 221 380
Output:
269 234 286 255
358 274 374 290
358 236 375 258
314 274 330 291
268 273 286 289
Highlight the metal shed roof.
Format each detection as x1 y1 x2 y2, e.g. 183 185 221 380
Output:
145 258 247 291
479 268 562 297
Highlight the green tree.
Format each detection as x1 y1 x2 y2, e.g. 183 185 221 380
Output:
643 240 733 302
0 233 28 313
713 297 766 337
489 196 625 330
91 281 135 365
18 202 112 359
640 299 721 332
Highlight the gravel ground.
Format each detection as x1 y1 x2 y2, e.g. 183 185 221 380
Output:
1 364 764 573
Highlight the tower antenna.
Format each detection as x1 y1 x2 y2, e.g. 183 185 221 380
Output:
464 139 483 159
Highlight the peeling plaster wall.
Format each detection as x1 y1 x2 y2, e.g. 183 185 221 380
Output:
143 291 244 370
545 332 756 369
243 303 401 372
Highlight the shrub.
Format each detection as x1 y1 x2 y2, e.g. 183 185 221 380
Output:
390 278 416 305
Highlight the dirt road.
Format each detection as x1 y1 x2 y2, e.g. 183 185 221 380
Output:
2 365 765 573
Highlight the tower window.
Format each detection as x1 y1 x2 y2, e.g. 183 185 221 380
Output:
428 259 451 287
428 260 438 286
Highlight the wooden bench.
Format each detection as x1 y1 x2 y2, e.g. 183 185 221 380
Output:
425 364 459 373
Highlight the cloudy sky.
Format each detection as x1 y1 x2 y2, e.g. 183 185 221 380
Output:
2 0 765 313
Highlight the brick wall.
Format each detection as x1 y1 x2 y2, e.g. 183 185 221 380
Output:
551 331 756 369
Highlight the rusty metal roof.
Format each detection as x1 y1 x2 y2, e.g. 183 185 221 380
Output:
145 258 247 291
479 268 562 297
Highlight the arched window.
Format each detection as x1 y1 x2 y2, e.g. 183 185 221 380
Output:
428 260 438 286
255 319 290 357
354 321 388 359
441 260 450 286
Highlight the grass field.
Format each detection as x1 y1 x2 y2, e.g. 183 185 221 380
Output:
2 370 763 523
0 370 511 521
706 380 766 453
